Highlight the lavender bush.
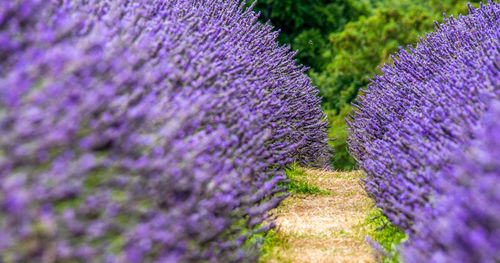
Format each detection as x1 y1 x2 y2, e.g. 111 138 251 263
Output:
0 0 329 262
403 101 500 263
348 2 500 232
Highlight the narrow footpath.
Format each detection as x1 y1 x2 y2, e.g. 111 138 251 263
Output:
262 169 375 263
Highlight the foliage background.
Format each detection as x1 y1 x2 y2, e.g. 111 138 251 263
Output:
250 0 481 170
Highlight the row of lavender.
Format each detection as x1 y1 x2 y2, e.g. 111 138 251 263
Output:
0 0 329 262
348 2 499 261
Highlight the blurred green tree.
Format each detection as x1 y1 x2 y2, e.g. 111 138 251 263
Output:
313 0 481 111
251 0 368 71
251 0 481 170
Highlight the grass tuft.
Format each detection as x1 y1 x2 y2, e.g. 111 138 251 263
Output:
361 208 407 263
258 229 290 263
282 166 331 195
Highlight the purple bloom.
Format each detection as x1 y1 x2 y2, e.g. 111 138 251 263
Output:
0 0 329 262
348 2 500 232
403 101 500 263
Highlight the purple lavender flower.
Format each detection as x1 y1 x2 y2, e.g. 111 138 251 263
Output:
0 0 329 262
348 2 500 232
403 101 500 263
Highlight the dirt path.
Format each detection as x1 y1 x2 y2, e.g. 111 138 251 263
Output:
263 169 375 263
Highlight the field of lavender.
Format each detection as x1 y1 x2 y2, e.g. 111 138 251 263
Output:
0 0 499 263
349 2 500 261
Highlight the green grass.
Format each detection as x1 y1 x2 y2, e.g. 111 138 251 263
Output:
361 208 407 263
282 166 331 195
258 229 290 263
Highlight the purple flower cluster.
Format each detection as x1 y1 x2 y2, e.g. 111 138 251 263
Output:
403 101 500 263
0 0 329 262
347 2 500 232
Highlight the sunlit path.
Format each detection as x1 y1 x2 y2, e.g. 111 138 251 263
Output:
262 169 375 263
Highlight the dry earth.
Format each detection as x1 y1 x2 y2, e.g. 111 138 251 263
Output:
262 169 375 263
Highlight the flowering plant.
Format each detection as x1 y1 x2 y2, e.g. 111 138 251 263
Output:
0 1 328 262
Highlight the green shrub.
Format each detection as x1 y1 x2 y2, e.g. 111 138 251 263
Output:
315 0 481 111
326 106 357 170
250 0 368 71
